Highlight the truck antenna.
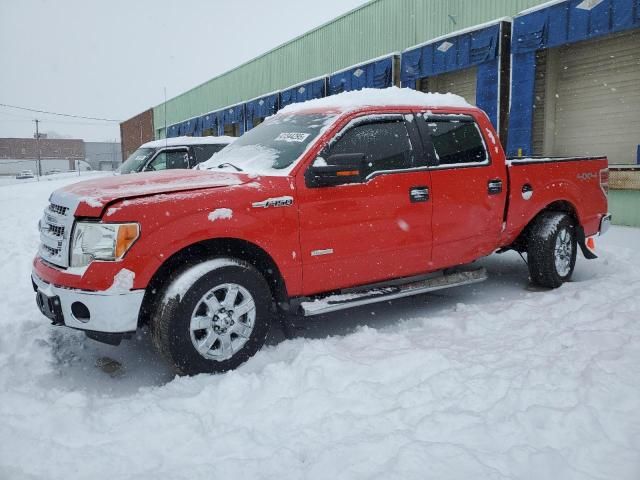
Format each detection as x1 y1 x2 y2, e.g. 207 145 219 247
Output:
164 86 168 148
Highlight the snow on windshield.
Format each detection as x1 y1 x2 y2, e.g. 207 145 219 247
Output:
198 113 337 175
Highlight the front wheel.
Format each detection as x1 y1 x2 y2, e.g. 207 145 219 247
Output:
527 212 577 288
151 258 273 375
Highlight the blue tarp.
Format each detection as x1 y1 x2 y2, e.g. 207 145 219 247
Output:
507 0 640 156
400 23 502 128
328 57 394 95
198 112 219 136
166 124 180 138
245 93 279 130
279 78 326 108
178 118 198 137
221 105 245 136
512 0 640 55
401 23 501 87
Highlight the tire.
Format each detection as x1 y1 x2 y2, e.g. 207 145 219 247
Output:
151 258 273 375
527 212 577 289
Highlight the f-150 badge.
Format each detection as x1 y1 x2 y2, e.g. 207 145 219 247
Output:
251 196 294 208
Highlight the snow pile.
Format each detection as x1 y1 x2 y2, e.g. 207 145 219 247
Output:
141 135 236 149
0 176 639 479
280 86 473 114
208 208 233 222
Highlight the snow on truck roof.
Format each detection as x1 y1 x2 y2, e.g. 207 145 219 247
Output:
141 135 236 149
278 86 473 115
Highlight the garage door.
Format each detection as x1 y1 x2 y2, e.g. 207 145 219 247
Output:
417 66 477 106
536 29 640 164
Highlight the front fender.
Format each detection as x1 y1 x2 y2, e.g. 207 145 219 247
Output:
106 186 302 295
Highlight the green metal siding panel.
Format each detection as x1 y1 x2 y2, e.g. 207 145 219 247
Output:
609 190 640 227
153 0 551 134
413 0 552 43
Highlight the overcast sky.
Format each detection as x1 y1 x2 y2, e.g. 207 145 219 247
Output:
0 0 368 142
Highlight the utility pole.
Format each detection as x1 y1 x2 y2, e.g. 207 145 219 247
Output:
34 119 42 179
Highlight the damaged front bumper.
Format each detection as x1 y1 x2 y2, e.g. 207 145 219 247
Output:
32 273 144 336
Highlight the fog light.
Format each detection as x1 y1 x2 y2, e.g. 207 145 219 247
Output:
71 302 90 323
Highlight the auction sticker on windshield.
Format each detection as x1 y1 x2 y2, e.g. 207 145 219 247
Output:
274 132 310 143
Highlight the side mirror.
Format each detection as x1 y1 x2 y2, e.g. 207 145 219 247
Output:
305 153 366 188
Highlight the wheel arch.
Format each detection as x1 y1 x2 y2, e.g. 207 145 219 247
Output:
138 237 289 327
511 199 582 252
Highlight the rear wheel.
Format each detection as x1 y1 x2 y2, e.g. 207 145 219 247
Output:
151 258 272 375
527 212 577 288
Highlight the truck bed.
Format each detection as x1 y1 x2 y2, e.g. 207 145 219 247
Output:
501 155 608 246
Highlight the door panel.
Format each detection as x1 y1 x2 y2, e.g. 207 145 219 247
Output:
296 116 432 295
297 172 432 295
418 115 506 269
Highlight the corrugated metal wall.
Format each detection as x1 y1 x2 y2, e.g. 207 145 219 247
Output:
153 0 550 135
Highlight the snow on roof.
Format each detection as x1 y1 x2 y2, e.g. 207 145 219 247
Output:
279 86 473 115
141 136 236 149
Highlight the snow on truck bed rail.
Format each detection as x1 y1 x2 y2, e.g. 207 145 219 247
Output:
279 86 473 114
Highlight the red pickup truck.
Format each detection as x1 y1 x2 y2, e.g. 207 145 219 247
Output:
32 88 610 375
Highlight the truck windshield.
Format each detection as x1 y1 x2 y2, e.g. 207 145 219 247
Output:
199 113 337 174
118 148 155 174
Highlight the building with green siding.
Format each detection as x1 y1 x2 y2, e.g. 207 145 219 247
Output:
149 0 550 138
120 0 640 227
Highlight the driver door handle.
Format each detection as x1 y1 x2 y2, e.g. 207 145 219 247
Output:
488 179 503 195
410 186 429 203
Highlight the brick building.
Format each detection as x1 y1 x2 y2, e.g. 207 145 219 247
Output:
0 137 85 175
119 109 154 162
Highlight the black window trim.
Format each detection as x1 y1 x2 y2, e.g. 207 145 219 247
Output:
145 147 190 171
316 113 419 182
416 113 491 170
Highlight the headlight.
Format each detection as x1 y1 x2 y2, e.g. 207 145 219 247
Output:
70 222 139 268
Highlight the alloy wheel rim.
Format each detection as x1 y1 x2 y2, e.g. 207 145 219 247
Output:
189 283 256 361
554 228 573 277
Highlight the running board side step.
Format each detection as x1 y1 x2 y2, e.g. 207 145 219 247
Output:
299 267 488 317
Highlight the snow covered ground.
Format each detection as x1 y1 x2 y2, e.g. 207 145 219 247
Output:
1 175 639 480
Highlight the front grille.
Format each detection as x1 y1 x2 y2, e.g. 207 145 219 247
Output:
48 224 65 237
42 244 60 256
38 196 76 268
48 203 69 216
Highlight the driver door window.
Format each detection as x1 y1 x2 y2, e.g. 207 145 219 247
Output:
146 150 189 171
324 119 413 178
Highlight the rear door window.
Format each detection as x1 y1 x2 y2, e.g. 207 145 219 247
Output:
420 117 488 166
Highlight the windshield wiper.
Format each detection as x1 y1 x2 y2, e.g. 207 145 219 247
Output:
217 162 243 172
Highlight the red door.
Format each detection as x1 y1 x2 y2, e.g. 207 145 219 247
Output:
417 114 507 269
296 115 433 296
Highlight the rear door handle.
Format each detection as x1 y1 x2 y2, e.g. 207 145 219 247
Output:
488 179 503 195
409 186 429 203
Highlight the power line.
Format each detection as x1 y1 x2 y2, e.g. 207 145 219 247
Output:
0 103 121 122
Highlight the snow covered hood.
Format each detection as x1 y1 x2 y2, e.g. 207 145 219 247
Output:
57 169 247 216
